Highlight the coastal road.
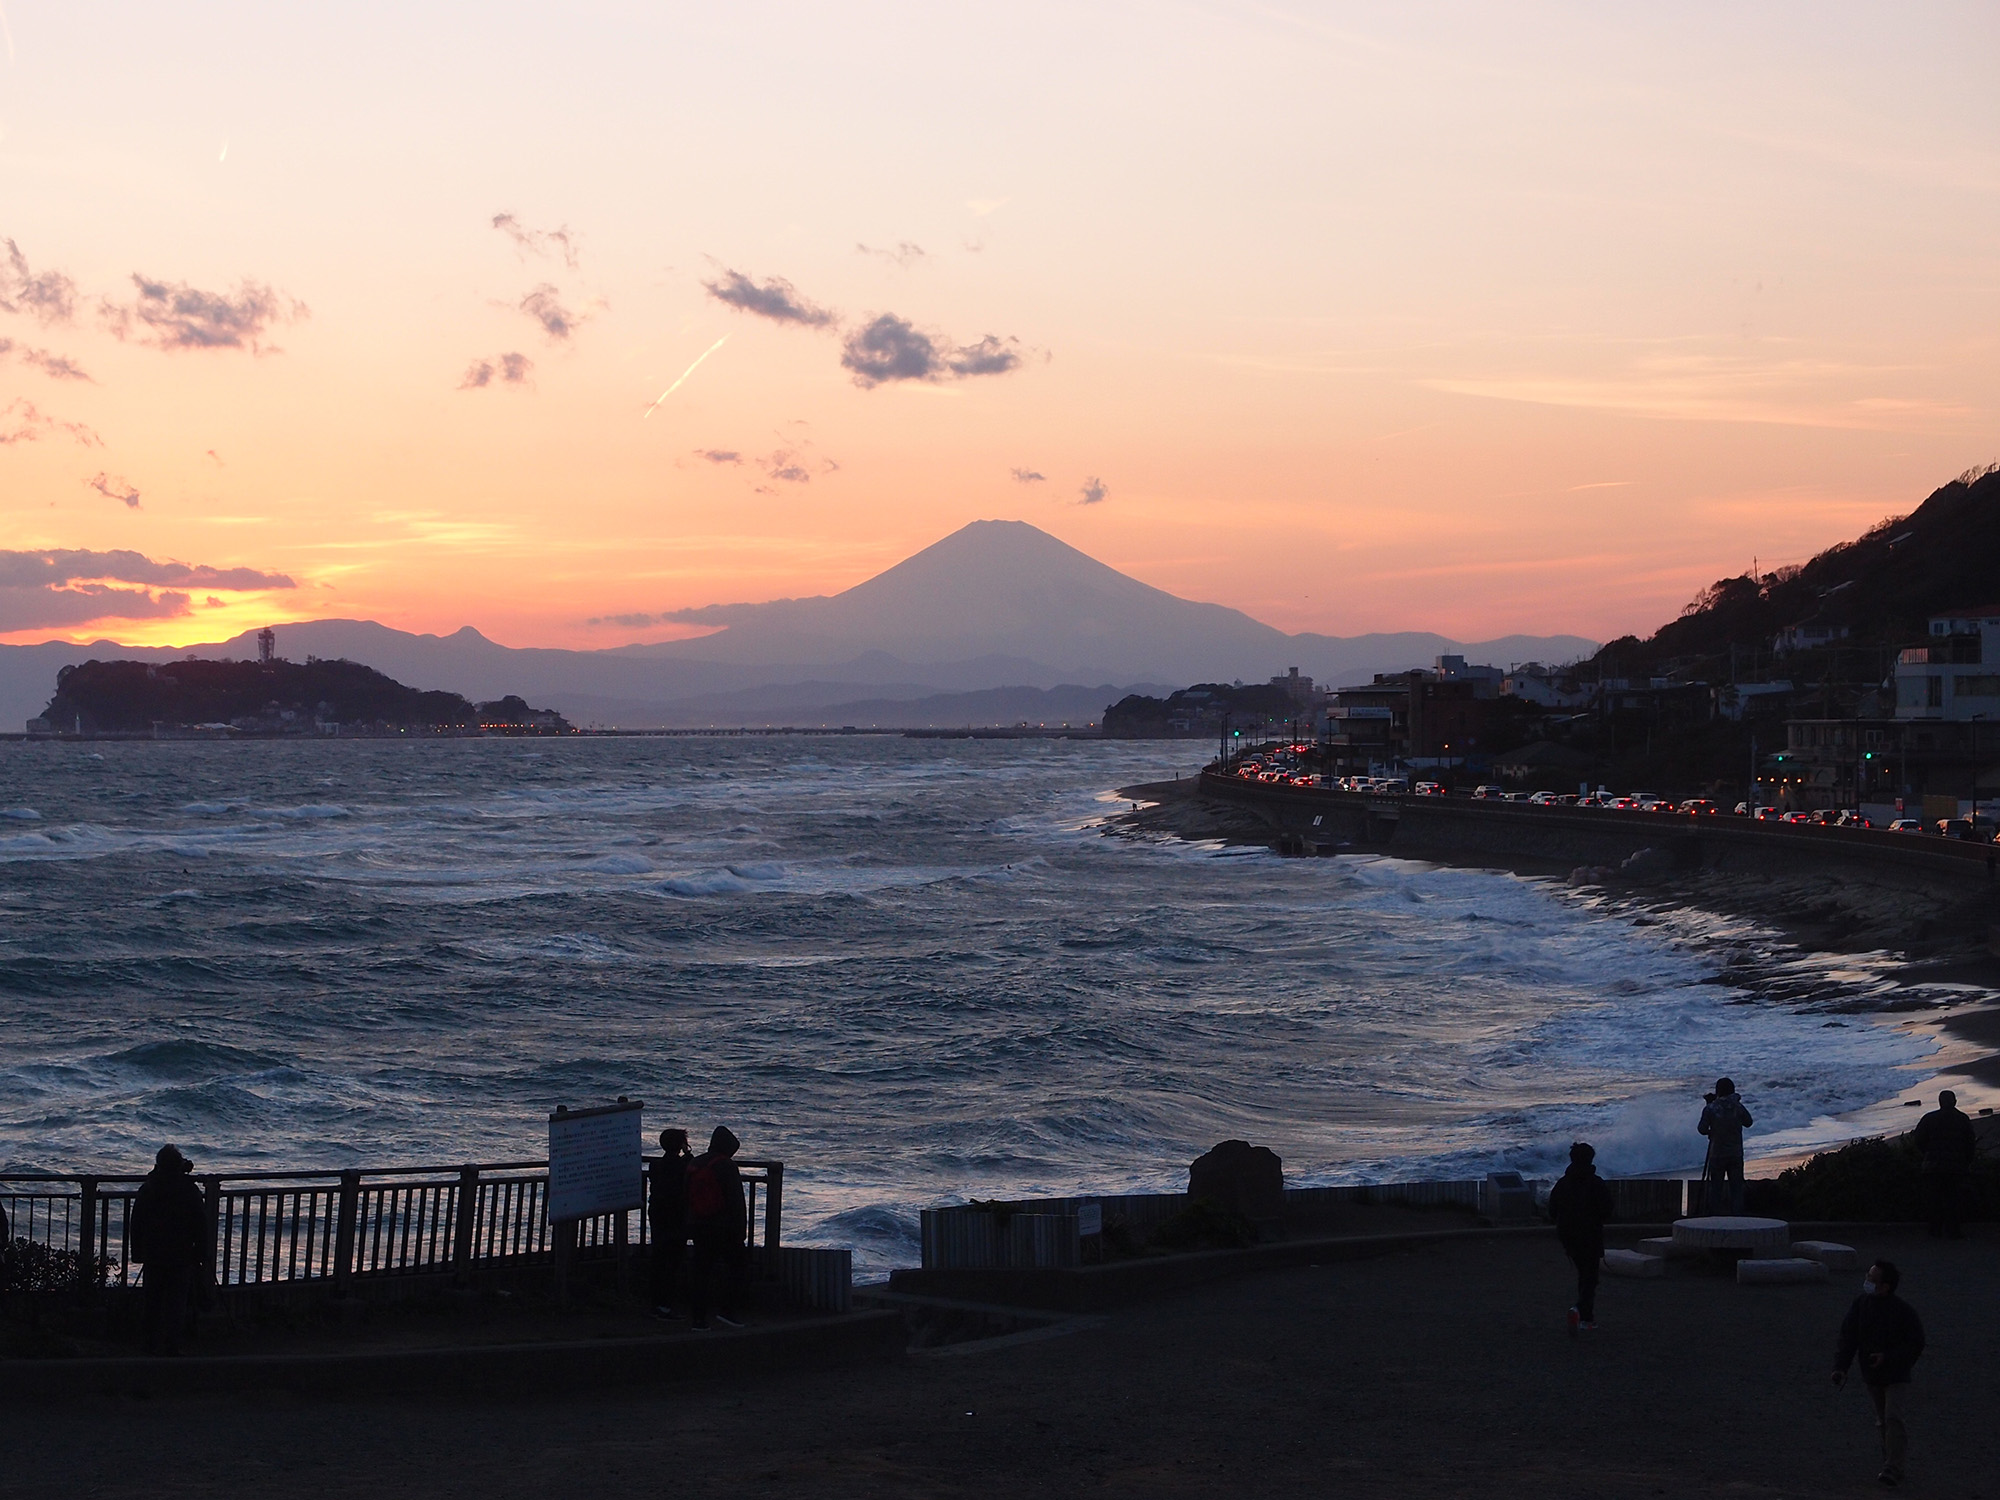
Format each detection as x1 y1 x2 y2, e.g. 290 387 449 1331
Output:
23 1227 1997 1498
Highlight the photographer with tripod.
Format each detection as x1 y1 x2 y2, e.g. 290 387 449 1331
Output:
1697 1077 1754 1214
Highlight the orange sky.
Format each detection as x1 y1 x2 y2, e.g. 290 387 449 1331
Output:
2 3 1995 651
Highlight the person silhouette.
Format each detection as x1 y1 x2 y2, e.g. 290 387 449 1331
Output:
1697 1078 1753 1213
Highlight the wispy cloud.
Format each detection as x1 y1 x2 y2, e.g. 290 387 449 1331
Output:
0 547 295 631
491 212 579 269
459 351 533 389
0 337 91 381
0 398 100 447
857 241 926 269
840 314 1023 387
1079 476 1108 505
86 472 141 509
103 274 306 352
0 238 78 323
517 284 580 342
1010 467 1046 483
703 269 836 328
694 449 742 464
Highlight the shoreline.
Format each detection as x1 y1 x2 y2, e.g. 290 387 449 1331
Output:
1106 775 2000 1173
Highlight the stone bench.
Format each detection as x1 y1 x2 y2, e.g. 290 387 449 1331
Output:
1790 1240 1858 1270
1601 1248 1665 1278
1671 1216 1790 1255
1737 1257 1828 1286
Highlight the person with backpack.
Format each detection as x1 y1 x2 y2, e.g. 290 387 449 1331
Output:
685 1125 747 1330
1547 1141 1615 1335
1698 1077 1754 1214
127 1144 209 1355
1833 1259 1926 1487
648 1128 692 1318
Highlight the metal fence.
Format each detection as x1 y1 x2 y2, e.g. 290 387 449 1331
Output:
0 1157 783 1296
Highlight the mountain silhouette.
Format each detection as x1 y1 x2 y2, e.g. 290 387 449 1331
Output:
1 520 1594 729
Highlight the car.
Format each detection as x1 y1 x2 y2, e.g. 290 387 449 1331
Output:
1938 818 1975 840
1780 811 1812 824
1753 806 1781 821
1553 794 1579 805
1500 791 1532 802
1834 810 1873 828
1887 818 1924 833
1471 785 1504 799
1528 791 1557 805
1289 774 1315 787
1412 781 1446 796
1606 796 1638 810
1680 799 1718 816
1732 802 1750 816
1574 794 1606 808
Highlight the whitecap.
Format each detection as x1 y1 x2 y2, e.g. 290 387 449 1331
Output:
2 807 41 821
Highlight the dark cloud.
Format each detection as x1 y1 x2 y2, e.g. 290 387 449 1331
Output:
0 398 101 447
694 449 742 464
0 239 79 323
765 457 812 484
518 285 579 342
459 351 534 389
857 241 926 268
205 595 225 608
103 275 306 352
0 548 296 632
491 212 579 269
87 473 141 509
840 314 1024 387
1011 467 1046 483
703 269 836 328
1079 476 1108 506
0 549 295 591
948 335 1022 377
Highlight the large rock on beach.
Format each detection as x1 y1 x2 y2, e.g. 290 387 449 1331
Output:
1189 1139 1284 1221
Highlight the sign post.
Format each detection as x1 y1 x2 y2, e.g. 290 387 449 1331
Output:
548 1099 644 1304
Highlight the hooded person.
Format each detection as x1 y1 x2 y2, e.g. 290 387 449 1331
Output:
127 1145 208 1355
1547 1141 1615 1335
685 1126 747 1330
1698 1078 1754 1214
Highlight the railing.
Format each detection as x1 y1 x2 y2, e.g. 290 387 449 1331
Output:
0 1156 783 1296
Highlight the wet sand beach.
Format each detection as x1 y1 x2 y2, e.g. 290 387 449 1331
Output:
22 1225 1996 1499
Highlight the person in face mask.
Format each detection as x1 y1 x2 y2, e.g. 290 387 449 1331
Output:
1832 1260 1925 1488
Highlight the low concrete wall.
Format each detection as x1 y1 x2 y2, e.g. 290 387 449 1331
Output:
1200 772 2000 891
0 1308 905 1402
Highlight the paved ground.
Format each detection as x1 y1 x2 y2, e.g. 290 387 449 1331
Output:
21 1227 1997 1499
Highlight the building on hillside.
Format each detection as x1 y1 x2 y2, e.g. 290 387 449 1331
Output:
1773 621 1850 655
1776 715 1998 811
1893 606 2000 720
1433 655 1502 698
1716 680 1795 721
1327 671 1497 772
1491 739 1595 788
1500 662 1590 709
1269 667 1316 708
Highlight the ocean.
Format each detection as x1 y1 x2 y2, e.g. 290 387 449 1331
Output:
0 736 1948 1271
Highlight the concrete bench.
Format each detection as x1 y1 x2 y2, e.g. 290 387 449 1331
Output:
1672 1216 1790 1255
1601 1248 1665 1278
1632 1236 1698 1260
1736 1257 1828 1286
1790 1240 1858 1269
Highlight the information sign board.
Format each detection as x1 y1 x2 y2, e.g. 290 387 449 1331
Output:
548 1100 644 1223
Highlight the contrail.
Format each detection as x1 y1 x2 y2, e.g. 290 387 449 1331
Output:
1 4 15 65
643 334 728 418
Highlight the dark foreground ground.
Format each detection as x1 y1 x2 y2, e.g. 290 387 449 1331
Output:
21 1227 1996 1500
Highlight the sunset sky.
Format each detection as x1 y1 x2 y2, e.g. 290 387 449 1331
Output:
2 2 1995 650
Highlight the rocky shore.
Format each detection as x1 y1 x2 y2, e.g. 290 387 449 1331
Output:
1108 776 2000 1115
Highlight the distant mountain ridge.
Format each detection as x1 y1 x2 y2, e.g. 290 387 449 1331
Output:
0 520 1596 730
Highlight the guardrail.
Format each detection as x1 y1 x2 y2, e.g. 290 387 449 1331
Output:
0 1157 783 1297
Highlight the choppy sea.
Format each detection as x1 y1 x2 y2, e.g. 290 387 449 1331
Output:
0 737 1961 1271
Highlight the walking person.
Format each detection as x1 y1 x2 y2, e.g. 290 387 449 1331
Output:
1548 1141 1614 1335
648 1128 692 1318
1832 1259 1925 1488
1910 1090 1977 1238
127 1145 208 1356
1698 1077 1754 1214
685 1126 747 1331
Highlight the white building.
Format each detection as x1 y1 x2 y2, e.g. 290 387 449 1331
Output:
1893 606 2000 720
